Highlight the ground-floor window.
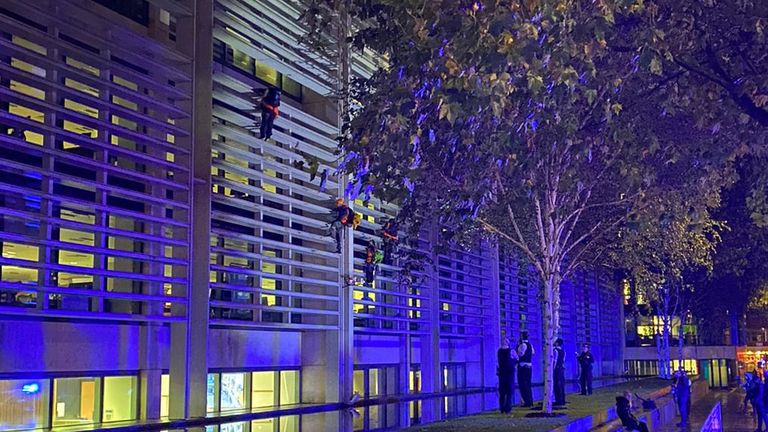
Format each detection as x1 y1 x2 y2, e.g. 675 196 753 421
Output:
441 363 467 419
352 365 398 431
0 374 138 430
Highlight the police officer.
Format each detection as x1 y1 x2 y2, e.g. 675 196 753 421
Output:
672 367 692 428
517 331 534 407
497 337 518 413
554 338 566 406
577 343 594 395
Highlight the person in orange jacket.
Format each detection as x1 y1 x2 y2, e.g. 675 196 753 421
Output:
259 88 280 139
329 198 352 253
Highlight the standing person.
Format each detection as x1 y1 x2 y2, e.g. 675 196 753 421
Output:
672 367 692 428
553 338 566 406
577 343 594 396
497 337 518 413
363 240 382 286
517 331 534 407
259 88 280 140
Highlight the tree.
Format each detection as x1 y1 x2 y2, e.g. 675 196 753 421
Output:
615 187 722 378
690 156 768 344
303 0 736 413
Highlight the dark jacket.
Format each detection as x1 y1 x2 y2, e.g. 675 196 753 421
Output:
577 352 594 370
616 396 641 428
497 348 517 377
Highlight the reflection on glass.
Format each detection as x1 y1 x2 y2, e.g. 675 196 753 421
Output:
220 373 245 410
0 379 49 430
207 374 218 413
161 374 170 418
279 370 298 405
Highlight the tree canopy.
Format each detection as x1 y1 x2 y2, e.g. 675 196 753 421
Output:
302 0 755 413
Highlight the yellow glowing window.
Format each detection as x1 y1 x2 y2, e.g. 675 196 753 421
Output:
11 58 46 77
264 169 277 178
2 266 38 283
112 115 138 131
112 95 137 111
225 171 248 185
59 228 95 246
262 261 276 274
210 271 216 283
64 99 99 118
164 265 172 277
367 203 375 223
12 36 46 55
353 289 376 313
2 242 39 261
251 371 275 408
63 119 98 139
58 250 94 268
442 303 450 311
65 57 100 76
112 75 138 91
166 152 175 162
64 78 100 97
11 80 45 100
60 209 95 224
261 278 276 306
9 103 44 123
166 134 175 144
255 62 279 86
232 49 253 72
224 256 248 268
263 182 277 193
57 273 93 287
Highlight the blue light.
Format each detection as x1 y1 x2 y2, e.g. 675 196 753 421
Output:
21 383 40 394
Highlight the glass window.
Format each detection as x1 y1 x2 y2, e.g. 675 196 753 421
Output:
255 62 279 86
160 374 170 418
251 371 275 408
207 374 219 413
53 377 99 427
279 370 298 405
103 376 137 422
0 379 49 431
220 373 246 411
220 422 246 432
280 415 299 432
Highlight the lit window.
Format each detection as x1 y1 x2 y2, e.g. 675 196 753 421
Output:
0 379 49 430
251 371 275 408
52 377 98 427
255 62 279 86
220 373 245 411
207 374 218 413
160 374 169 418
279 371 298 405
102 376 137 422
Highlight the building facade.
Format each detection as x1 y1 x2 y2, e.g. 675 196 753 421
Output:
0 1 624 431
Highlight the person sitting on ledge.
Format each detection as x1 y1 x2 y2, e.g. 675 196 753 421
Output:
616 394 649 432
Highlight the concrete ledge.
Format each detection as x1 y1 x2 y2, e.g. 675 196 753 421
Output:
548 379 708 432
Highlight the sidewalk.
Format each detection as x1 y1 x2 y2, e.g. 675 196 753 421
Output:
656 388 757 432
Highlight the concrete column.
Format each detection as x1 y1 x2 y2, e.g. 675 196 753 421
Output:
169 0 213 420
419 226 442 423
481 241 502 410
398 333 411 427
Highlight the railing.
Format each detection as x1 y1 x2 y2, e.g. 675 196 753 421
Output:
700 401 722 432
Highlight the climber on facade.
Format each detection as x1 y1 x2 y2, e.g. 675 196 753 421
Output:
259 88 280 140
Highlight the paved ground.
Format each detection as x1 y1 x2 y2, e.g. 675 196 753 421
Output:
657 388 758 432
401 379 669 432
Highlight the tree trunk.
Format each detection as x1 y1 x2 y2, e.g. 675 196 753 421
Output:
541 271 560 414
660 315 671 379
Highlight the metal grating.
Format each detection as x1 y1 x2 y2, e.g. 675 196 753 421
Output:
0 0 193 322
